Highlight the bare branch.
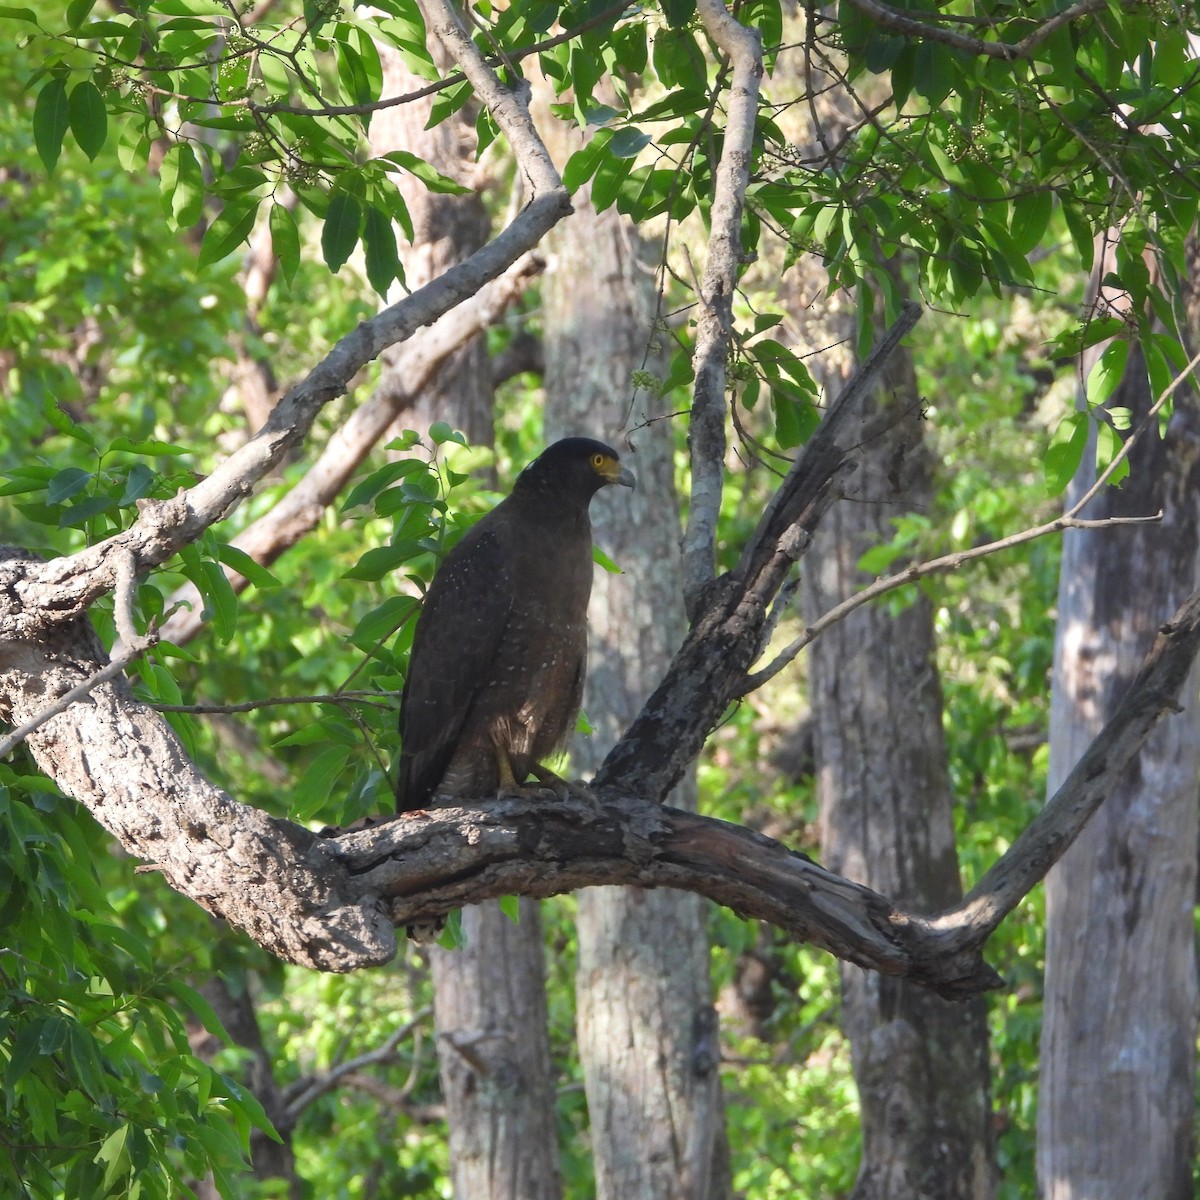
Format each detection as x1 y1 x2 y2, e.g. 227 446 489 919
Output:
741 510 1162 694
153 254 542 648
681 0 764 617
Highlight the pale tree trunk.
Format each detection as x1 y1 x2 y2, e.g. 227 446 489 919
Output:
1037 274 1200 1197
797 290 995 1200
429 899 561 1199
370 43 561 1200
542 195 731 1200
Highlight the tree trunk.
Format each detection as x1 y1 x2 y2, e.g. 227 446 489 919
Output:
542 193 730 1200
370 42 561 1200
1037 314 1200 1198
799 292 995 1200
430 899 562 1199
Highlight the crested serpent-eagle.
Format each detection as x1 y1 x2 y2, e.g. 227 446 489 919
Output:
396 437 635 813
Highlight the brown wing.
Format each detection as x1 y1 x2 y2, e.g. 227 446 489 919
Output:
397 522 514 812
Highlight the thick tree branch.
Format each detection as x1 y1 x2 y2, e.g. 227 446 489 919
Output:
5 556 1200 996
681 0 764 617
937 585 1200 946
0 591 395 971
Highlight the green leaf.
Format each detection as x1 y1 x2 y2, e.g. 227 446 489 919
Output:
428 421 463 445
381 149 470 195
335 37 375 109
215 543 280 590
188 558 238 643
65 0 97 27
33 77 70 172
591 153 634 212
68 80 107 160
166 980 230 1042
292 745 352 822
342 459 427 510
349 594 419 650
197 198 259 268
662 0 694 26
0 6 40 23
609 126 650 158
913 42 962 107
95 1123 130 1193
37 1014 70 1055
108 436 190 456
363 204 400 296
593 545 623 574
5 1020 45 1089
1009 190 1053 255
436 908 465 949
118 463 155 506
562 129 613 192
498 895 520 924
269 202 301 285
1085 339 1129 408
47 467 91 504
773 392 805 449
1045 411 1089 495
344 543 426 581
1096 420 1129 487
1061 202 1095 272
322 190 362 273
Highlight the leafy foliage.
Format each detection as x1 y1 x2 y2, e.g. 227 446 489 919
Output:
3 0 1199 1193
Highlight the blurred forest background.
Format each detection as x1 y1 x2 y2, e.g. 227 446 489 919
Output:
2 0 1199 1197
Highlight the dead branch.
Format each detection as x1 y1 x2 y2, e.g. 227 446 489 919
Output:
596 301 922 801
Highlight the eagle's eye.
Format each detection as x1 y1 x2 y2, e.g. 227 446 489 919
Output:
591 453 606 469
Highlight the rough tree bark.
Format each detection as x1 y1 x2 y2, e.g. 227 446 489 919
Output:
370 39 561 1200
798 290 994 1198
1037 284 1200 1198
542 187 731 1199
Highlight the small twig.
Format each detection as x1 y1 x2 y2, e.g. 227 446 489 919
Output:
741 341 1200 694
0 654 136 760
1065 341 1200 519
149 690 400 715
283 1008 431 1121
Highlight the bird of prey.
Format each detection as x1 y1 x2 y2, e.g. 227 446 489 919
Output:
396 437 635 812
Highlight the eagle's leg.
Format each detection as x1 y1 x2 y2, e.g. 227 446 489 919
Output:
493 743 522 794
